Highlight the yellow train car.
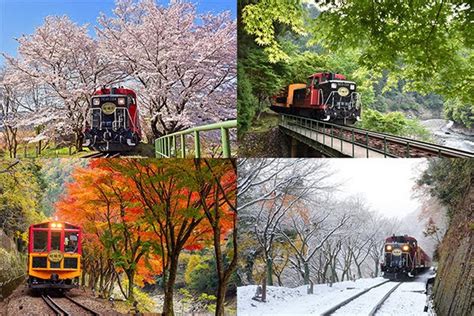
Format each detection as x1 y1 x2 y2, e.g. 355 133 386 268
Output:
28 221 82 289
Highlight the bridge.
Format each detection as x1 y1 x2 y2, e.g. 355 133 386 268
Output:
155 120 237 158
279 114 474 158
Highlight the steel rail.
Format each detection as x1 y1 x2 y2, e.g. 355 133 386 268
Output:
281 114 474 158
41 295 69 316
81 152 107 159
65 295 100 316
368 282 403 316
320 280 391 315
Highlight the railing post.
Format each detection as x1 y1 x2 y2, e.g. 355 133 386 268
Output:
172 136 176 157
330 125 333 148
406 142 410 158
180 134 186 158
340 127 343 152
366 132 369 158
384 137 387 157
194 131 201 158
221 127 231 158
316 120 319 142
352 129 355 157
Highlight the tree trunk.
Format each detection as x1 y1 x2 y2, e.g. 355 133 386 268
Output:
303 261 310 285
150 115 162 140
163 253 179 315
75 131 84 152
215 280 226 316
266 257 273 286
125 269 135 301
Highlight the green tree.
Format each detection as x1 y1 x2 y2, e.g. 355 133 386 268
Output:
357 108 431 141
444 98 474 128
314 0 473 104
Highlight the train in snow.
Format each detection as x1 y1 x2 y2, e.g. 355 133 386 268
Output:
270 72 361 125
28 221 82 290
381 235 431 280
84 87 142 152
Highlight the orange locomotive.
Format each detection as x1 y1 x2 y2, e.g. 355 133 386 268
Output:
28 221 82 290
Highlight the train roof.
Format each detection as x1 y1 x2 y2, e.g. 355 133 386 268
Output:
29 221 81 229
93 87 136 97
308 72 347 80
385 235 417 243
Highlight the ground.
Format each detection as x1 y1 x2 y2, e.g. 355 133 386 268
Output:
238 272 434 316
1 282 128 315
238 110 290 157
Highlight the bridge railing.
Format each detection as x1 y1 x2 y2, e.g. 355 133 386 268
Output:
280 114 474 158
155 120 237 158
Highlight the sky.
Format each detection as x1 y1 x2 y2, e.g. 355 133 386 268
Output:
0 0 236 60
327 159 428 219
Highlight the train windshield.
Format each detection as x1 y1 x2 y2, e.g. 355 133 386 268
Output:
51 231 61 250
33 231 48 252
65 232 79 253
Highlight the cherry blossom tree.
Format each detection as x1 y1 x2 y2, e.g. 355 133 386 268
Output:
97 0 237 140
2 16 120 150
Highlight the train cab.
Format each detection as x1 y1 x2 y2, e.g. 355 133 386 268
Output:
28 221 82 289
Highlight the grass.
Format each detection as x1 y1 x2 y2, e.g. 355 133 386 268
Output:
248 109 280 133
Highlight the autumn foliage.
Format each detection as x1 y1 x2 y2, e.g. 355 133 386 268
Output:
55 158 236 314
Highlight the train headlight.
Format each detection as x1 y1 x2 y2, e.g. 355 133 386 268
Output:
350 84 355 90
92 98 100 106
402 245 410 252
331 83 337 89
386 245 393 251
118 97 126 105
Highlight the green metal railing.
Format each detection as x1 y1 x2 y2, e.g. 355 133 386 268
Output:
155 120 237 158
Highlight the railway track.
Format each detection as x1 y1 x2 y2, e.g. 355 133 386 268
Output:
281 114 474 158
82 152 121 158
320 280 402 315
41 294 100 316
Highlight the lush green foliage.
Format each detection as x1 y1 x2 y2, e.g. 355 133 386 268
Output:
241 0 306 62
0 161 46 240
185 254 218 294
239 0 473 133
444 98 474 128
356 109 431 141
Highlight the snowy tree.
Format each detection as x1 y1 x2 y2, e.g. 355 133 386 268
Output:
238 159 337 299
279 198 351 285
97 0 237 140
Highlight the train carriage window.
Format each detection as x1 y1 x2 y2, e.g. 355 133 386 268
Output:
51 231 61 251
65 232 79 253
33 231 48 252
313 78 319 88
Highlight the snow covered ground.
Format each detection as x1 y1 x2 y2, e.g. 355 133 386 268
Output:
238 274 432 315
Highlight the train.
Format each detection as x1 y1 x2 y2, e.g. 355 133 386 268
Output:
381 235 431 280
28 221 82 290
270 72 361 125
83 87 142 152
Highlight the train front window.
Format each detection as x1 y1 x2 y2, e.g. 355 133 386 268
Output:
33 230 48 252
51 231 61 250
65 232 79 253
114 108 128 130
91 109 101 128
